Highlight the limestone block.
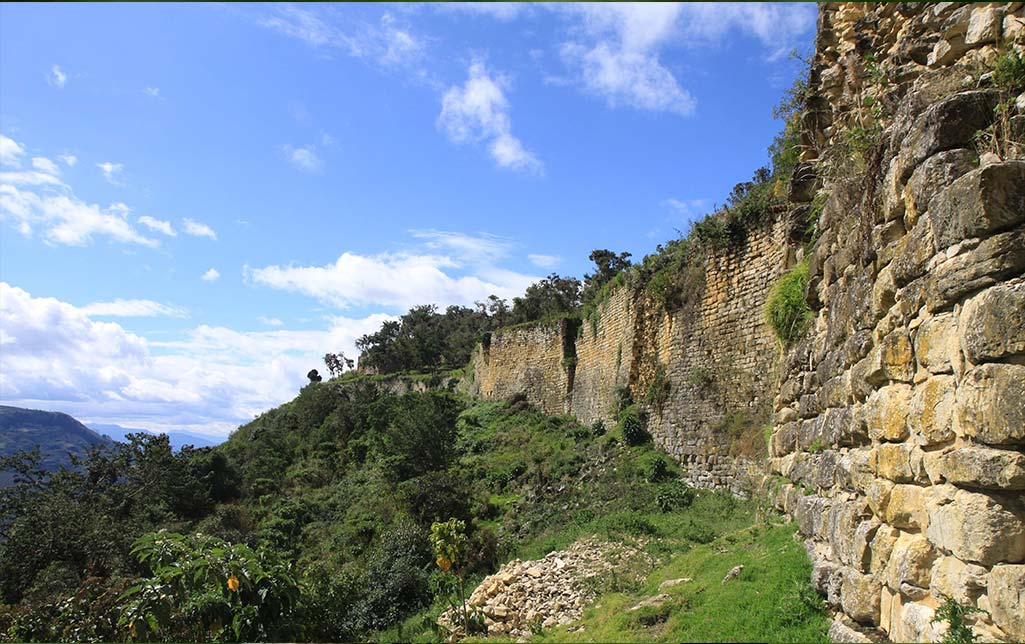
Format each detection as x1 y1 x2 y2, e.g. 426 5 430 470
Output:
989 565 1025 641
866 478 895 518
891 601 942 643
960 282 1025 364
886 484 928 530
904 149 978 227
930 556 988 604
876 442 926 484
940 446 1025 490
956 364 1025 446
823 406 868 448
831 499 873 569
913 313 960 375
908 375 957 447
927 228 1025 313
885 531 938 590
838 447 876 493
895 90 998 183
828 616 873 643
965 6 1004 45
795 494 832 539
927 162 1025 251
928 35 971 66
870 524 901 575
771 421 798 457
925 485 1025 565
891 216 936 288
866 384 913 442
841 568 883 625
1005 11 1025 42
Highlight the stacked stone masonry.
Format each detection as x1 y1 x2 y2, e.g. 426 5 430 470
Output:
464 2 1024 640
770 3 1025 642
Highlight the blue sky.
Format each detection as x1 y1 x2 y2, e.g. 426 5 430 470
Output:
0 2 815 436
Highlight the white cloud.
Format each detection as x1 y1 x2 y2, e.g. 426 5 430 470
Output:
259 316 284 327
435 2 527 21
59 153 78 167
1 182 159 247
80 299 189 318
201 268 221 282
528 253 561 268
143 86 162 98
183 218 217 240
138 215 176 236
31 157 60 175
410 229 511 263
282 144 323 173
662 197 710 219
0 282 391 435
438 61 542 173
259 5 425 68
48 64 67 88
97 161 124 185
1 135 26 168
247 249 537 311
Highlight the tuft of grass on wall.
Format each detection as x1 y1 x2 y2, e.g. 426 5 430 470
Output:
765 260 812 348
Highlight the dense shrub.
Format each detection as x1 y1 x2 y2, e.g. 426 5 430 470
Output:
765 260 812 347
656 481 696 513
618 406 650 446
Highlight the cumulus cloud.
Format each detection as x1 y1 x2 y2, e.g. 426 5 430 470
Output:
282 144 323 173
1 135 25 167
143 86 162 99
438 61 542 173
97 161 124 185
528 253 561 268
138 215 176 236
80 299 189 318
259 316 284 327
183 218 217 240
201 268 221 282
59 153 78 167
0 282 391 435
48 64 67 88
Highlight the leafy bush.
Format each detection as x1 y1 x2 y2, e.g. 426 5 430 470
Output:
644 454 672 483
644 366 671 409
932 594 987 644
993 48 1025 93
590 419 607 437
765 260 812 347
118 531 299 642
617 406 649 446
656 481 696 512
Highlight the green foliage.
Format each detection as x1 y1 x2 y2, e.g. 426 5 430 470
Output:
656 481 696 513
617 405 649 446
993 48 1025 93
932 595 987 644
507 273 582 327
118 531 299 642
686 367 713 389
643 365 672 409
581 249 632 312
765 260 812 347
808 439 824 454
643 454 672 483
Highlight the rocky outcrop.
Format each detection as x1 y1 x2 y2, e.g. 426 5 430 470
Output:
437 537 649 639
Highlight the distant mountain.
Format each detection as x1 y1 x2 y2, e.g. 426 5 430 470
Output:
0 405 114 486
89 423 222 450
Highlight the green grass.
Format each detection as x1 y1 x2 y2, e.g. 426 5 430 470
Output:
534 522 829 644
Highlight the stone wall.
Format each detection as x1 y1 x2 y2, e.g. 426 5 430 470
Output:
466 213 796 497
769 3 1025 641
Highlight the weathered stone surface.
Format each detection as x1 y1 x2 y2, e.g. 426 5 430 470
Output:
870 524 900 575
886 483 928 530
989 565 1025 641
907 375 956 446
831 500 872 568
885 531 938 590
930 556 988 604
927 227 1025 312
913 313 960 375
960 281 1025 363
841 569 882 625
928 35 971 66
896 90 998 183
928 162 1025 250
828 616 873 643
925 485 1025 565
905 149 977 227
956 364 1025 446
876 442 925 484
891 217 936 288
890 600 942 643
866 384 912 441
965 6 1003 45
866 478 894 518
940 446 1025 490
795 495 832 539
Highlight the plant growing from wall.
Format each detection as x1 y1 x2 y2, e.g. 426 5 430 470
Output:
687 367 713 390
644 365 671 410
765 260 812 347
617 405 649 446
975 48 1025 160
931 595 987 644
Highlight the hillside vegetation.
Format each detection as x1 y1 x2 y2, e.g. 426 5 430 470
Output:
0 378 827 642
0 406 113 486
